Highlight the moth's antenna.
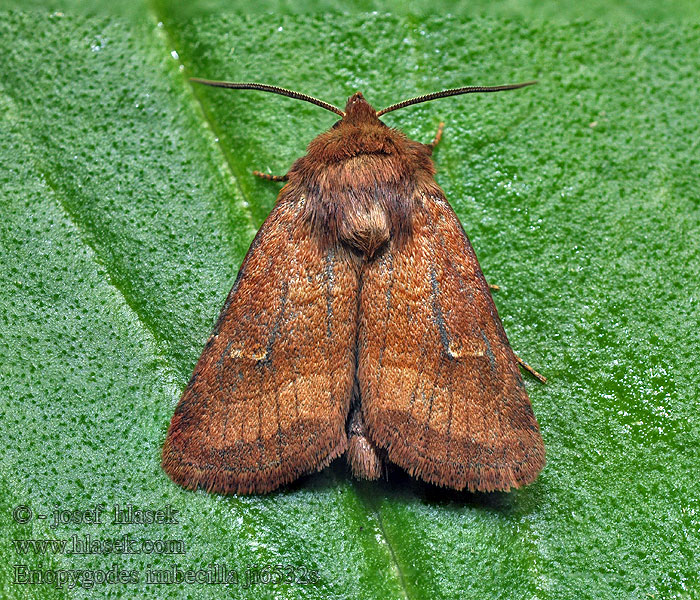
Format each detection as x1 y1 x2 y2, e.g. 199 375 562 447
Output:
190 79 346 118
376 81 537 117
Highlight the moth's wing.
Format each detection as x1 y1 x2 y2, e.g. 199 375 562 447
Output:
358 192 545 492
162 195 359 494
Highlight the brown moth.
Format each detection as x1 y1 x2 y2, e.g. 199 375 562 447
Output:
162 79 546 495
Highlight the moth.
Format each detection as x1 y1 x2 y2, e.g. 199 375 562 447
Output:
162 79 546 495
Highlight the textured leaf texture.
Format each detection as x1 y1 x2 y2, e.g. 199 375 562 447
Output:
1 5 699 599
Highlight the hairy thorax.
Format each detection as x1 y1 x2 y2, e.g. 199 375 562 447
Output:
282 117 439 258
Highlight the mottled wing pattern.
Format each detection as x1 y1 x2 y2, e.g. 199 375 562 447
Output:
162 195 359 494
358 192 545 492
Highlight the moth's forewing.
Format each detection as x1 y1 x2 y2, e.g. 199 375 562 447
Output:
358 192 545 492
162 195 359 494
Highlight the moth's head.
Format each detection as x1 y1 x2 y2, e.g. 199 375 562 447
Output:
316 92 397 162
343 92 380 125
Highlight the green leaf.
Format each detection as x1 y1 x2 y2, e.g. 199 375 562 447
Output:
1 7 699 600
16 0 700 21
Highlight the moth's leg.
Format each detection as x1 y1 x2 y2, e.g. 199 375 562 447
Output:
514 354 547 384
428 121 445 149
488 283 500 291
253 170 288 182
346 391 383 480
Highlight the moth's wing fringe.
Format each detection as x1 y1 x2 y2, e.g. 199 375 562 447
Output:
358 192 545 492
162 429 348 495
162 194 359 495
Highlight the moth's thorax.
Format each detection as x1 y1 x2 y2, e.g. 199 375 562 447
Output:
284 93 440 258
